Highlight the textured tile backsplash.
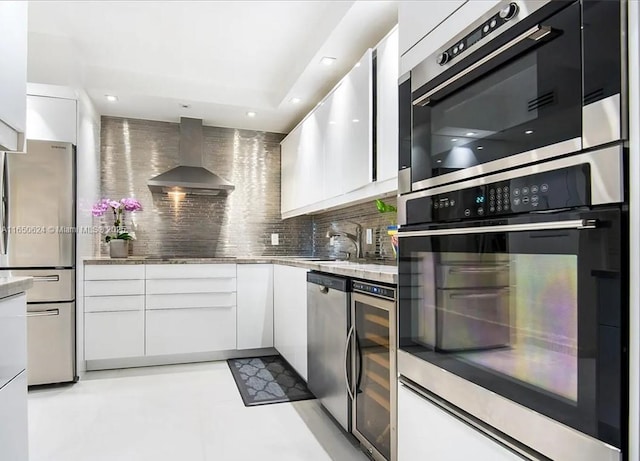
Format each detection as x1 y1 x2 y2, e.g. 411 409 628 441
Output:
99 117 313 257
312 198 398 260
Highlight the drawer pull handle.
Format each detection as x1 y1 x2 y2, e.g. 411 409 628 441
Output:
448 265 509 274
27 309 59 317
449 290 509 300
33 275 60 282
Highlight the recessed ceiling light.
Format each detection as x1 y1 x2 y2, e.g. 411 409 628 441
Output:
437 159 442 163
466 132 476 136
352 119 360 123
291 97 302 104
321 56 337 66
246 111 256 117
105 94 118 102
525 130 534 134
451 138 458 142
477 146 484 150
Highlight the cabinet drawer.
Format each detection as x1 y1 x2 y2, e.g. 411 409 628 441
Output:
145 264 236 279
146 292 236 310
0 294 26 386
84 295 144 313
145 278 235 295
85 311 144 360
85 279 145 296
85 264 145 281
146 307 237 356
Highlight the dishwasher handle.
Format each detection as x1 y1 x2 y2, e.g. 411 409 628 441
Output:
319 286 329 294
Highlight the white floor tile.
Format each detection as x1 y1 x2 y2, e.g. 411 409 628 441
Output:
28 361 367 461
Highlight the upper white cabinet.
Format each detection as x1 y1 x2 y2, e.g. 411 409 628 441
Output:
281 29 398 219
398 1 465 57
400 1 501 75
0 1 27 152
26 95 77 144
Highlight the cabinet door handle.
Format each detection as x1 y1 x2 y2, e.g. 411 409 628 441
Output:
344 325 355 402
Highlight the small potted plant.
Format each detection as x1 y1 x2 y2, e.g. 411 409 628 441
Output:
92 198 143 258
375 199 398 258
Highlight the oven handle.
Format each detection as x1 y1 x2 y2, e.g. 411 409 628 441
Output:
413 24 552 106
398 219 597 238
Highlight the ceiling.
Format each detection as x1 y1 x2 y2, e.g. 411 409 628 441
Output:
27 1 398 134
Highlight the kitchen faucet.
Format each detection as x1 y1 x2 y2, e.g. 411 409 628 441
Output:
326 223 363 259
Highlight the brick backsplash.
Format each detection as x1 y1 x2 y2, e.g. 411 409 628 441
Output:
98 116 313 257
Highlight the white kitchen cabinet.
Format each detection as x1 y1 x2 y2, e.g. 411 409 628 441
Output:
280 127 301 214
398 1 465 57
376 28 399 183
0 1 27 152
84 311 144 360
237 264 274 350
273 264 308 380
26 95 77 144
0 371 28 461
146 307 236 355
398 381 524 461
144 264 237 356
0 294 27 386
84 264 145 361
400 0 501 75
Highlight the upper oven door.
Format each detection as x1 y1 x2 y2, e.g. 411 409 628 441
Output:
397 207 624 454
411 1 582 191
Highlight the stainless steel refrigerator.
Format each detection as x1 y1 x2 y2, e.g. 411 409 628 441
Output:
1 140 76 385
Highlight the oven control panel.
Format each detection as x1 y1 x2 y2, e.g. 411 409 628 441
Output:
437 2 518 66
406 164 590 224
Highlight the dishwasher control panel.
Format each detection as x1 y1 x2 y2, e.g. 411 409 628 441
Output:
353 281 396 301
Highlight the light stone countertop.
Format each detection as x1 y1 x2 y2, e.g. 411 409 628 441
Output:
83 256 398 284
0 277 33 299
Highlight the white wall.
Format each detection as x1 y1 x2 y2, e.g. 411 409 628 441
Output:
74 89 101 377
628 1 639 459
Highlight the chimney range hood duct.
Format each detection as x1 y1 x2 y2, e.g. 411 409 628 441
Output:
147 117 234 195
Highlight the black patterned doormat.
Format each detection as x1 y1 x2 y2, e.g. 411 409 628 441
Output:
227 355 315 406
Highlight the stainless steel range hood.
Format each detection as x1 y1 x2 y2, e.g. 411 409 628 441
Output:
148 117 234 195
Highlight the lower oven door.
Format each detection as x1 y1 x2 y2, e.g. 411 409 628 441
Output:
397 208 624 461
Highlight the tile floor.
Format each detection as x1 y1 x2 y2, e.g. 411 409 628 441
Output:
28 361 368 461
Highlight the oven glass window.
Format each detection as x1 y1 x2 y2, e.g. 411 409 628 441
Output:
398 210 623 446
411 2 582 184
414 251 578 403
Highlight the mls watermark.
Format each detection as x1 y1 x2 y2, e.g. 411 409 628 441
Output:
2 226 116 235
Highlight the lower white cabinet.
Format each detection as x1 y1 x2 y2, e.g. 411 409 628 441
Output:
273 264 308 380
0 371 28 461
237 264 274 350
84 311 144 360
146 307 236 356
398 381 523 461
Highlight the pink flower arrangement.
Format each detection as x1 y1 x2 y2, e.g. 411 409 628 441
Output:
92 198 142 242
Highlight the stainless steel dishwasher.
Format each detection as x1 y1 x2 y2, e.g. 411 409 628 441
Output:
307 271 352 432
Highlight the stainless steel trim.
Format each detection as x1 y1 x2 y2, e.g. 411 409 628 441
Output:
583 94 622 148
398 167 411 195
345 324 355 402
399 219 595 238
411 137 582 192
398 378 539 461
33 275 60 282
398 351 622 461
401 145 623 211
413 25 548 106
411 0 553 91
620 0 628 142
26 309 59 318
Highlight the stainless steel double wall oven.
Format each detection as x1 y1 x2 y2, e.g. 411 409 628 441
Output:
397 1 628 460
